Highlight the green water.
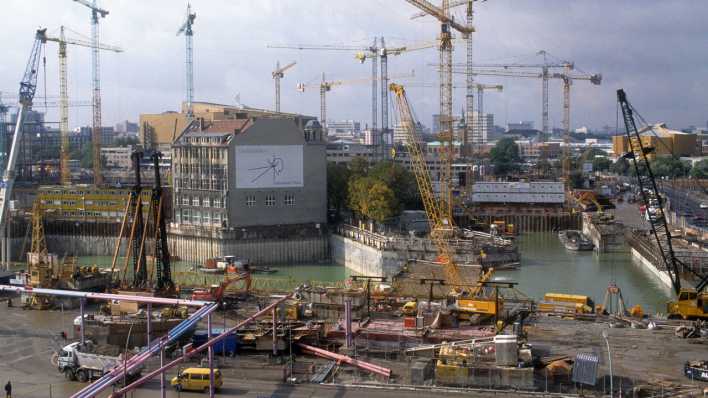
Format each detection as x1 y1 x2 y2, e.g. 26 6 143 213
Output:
496 232 672 314
78 232 672 313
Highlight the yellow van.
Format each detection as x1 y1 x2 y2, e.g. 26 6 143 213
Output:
171 367 223 392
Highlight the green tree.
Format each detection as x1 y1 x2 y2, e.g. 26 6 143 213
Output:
113 136 139 147
364 181 398 223
651 156 690 178
690 159 708 179
592 157 611 172
490 137 521 176
80 146 93 169
327 162 351 216
368 161 421 210
610 157 630 175
569 170 585 189
349 156 369 177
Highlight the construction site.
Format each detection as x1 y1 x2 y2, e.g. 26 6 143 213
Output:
0 1 707 398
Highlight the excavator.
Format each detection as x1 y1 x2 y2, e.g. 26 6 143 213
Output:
389 83 501 323
191 272 252 305
618 89 708 320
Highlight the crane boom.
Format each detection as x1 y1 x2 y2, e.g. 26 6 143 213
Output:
617 89 708 294
389 83 462 286
0 30 45 229
177 3 196 116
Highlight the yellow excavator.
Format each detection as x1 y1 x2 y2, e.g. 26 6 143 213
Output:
390 83 500 321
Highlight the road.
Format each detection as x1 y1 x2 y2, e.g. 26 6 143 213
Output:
660 184 708 227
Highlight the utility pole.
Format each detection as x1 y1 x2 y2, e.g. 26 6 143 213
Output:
350 275 387 318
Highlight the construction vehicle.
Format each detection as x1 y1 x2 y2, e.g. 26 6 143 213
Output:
618 89 708 320
191 272 251 303
56 341 143 382
390 82 500 321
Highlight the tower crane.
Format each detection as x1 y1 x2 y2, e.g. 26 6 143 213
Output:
296 70 415 133
473 83 502 144
0 30 45 251
403 0 474 224
618 89 707 319
36 27 123 185
177 3 196 117
72 0 110 186
272 61 296 113
268 39 433 159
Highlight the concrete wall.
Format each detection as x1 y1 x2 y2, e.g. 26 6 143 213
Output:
329 234 400 277
168 232 328 266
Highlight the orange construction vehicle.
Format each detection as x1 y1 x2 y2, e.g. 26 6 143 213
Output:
191 272 251 303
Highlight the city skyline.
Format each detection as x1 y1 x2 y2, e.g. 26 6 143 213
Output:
1 1 706 131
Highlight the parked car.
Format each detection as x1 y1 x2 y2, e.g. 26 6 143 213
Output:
171 367 223 392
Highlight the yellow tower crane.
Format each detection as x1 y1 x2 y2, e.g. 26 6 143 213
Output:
36 27 123 185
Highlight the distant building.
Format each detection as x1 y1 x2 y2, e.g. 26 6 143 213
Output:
507 121 534 131
516 140 561 160
574 126 589 134
393 121 425 145
101 146 133 170
612 123 699 159
80 126 116 147
470 112 494 144
327 120 361 136
326 142 375 164
115 120 138 134
471 181 565 205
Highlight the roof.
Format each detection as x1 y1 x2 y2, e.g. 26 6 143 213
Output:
201 119 252 133
639 123 694 138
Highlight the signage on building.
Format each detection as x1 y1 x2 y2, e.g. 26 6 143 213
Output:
235 145 304 188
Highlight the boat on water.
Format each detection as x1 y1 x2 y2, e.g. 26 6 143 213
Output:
202 256 250 274
558 230 594 251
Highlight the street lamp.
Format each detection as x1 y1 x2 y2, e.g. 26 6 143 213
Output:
602 329 613 398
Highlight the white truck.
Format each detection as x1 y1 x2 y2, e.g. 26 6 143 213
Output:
56 341 143 383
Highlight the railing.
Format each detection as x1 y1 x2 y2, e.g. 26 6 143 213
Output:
335 224 392 249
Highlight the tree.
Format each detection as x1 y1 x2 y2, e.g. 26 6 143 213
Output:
113 136 139 147
349 156 369 177
368 161 421 210
347 176 399 223
327 162 351 216
569 170 585 189
651 156 690 178
610 157 630 175
690 159 708 179
490 137 521 176
592 156 611 172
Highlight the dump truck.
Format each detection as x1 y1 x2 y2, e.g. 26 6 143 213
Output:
56 341 143 383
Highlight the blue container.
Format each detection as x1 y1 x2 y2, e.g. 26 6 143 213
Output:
192 328 238 356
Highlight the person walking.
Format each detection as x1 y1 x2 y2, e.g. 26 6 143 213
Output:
4 380 11 398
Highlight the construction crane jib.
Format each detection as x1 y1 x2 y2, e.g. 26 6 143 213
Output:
177 3 196 117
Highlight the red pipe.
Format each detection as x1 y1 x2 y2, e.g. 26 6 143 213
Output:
298 343 391 378
109 294 293 397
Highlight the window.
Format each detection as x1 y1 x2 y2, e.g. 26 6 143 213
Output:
193 210 201 224
246 195 256 207
182 196 190 206
203 197 211 208
192 196 200 206
181 209 190 224
213 198 222 208
284 194 295 206
213 212 221 225
203 211 211 224
265 194 275 207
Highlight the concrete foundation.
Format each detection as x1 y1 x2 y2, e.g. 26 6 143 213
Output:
582 213 624 253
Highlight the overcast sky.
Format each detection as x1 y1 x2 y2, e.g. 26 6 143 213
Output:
1 0 706 132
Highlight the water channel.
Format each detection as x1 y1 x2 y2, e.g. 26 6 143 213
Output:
76 231 672 314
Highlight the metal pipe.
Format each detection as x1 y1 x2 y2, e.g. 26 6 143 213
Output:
344 299 352 349
272 308 277 356
298 343 391 377
208 312 214 397
79 298 85 345
109 294 293 397
146 303 152 349
160 344 165 398
73 303 218 398
0 285 210 306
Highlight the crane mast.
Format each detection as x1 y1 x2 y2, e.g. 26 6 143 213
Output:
177 3 196 116
464 0 475 152
272 61 296 113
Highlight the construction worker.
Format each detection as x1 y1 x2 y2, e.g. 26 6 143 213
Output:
4 380 11 398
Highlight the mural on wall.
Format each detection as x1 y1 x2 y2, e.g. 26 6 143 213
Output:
235 145 304 188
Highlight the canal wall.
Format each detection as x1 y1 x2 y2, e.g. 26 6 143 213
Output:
469 209 580 233
581 213 624 253
330 224 520 277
